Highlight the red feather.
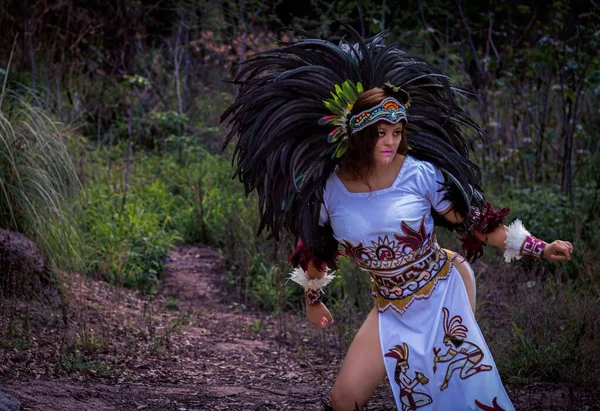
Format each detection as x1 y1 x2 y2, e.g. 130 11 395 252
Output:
460 203 510 262
289 241 328 272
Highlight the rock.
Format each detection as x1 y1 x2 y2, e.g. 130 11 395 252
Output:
0 391 21 411
0 228 52 298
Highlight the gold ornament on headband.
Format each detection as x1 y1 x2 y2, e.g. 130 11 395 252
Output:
383 82 411 108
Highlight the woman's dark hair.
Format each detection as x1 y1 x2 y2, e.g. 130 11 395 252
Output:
338 87 408 182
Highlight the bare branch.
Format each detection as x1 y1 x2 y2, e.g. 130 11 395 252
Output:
456 0 482 74
0 33 18 110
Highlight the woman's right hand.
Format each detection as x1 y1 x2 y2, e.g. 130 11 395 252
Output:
543 240 573 261
306 302 334 328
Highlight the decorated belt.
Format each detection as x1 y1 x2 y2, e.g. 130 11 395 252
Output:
370 246 453 314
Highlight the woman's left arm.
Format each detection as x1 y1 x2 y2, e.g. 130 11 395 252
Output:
440 207 573 262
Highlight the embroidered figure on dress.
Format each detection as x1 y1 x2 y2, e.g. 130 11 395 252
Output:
433 307 492 391
474 397 507 411
385 343 433 410
394 218 432 257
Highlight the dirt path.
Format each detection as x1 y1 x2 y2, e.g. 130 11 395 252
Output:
0 245 394 410
0 245 595 410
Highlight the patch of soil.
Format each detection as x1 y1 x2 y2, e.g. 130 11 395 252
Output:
0 245 597 410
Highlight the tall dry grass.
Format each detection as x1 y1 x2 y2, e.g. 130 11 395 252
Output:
0 93 83 274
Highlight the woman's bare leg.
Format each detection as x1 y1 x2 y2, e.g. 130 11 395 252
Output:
331 307 387 411
452 255 476 314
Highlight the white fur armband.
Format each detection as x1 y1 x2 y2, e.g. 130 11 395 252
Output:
288 267 336 290
504 219 530 262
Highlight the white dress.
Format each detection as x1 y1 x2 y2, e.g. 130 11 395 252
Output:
320 155 514 411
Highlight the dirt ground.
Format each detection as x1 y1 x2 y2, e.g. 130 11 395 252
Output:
0 245 597 410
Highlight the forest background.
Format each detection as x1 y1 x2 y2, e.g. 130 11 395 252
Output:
0 0 599 407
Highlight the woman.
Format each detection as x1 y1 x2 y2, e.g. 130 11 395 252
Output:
222 28 572 411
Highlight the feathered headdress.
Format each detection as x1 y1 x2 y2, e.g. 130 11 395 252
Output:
385 342 410 363
442 307 468 341
221 26 501 263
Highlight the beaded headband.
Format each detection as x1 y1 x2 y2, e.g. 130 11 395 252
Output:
319 81 410 158
349 97 407 134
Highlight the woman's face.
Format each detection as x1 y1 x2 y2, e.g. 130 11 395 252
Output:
372 121 404 166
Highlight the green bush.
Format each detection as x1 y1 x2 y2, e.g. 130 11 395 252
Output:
487 184 600 281
247 256 294 312
191 149 298 305
490 185 598 245
78 160 180 293
497 276 600 390
75 145 276 295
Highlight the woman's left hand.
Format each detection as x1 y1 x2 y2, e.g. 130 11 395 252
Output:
543 240 573 261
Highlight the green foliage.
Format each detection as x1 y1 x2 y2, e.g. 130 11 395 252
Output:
75 144 289 297
60 351 111 376
78 144 296 308
0 95 83 271
75 325 104 354
327 257 373 316
165 298 180 310
195 150 257 249
490 185 598 246
0 336 30 350
78 155 181 293
507 321 580 381
247 257 294 312
187 148 298 305
0 318 31 350
148 110 189 135
498 277 600 388
487 185 600 283
121 74 150 89
248 318 265 334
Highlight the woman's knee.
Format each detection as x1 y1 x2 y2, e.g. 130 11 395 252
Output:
330 308 384 410
330 384 362 411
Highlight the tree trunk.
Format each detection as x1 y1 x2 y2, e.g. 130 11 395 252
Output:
121 90 134 214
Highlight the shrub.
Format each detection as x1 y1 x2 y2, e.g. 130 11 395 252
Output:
498 275 600 390
78 159 180 293
490 185 598 246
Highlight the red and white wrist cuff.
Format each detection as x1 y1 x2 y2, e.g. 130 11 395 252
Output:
504 219 547 262
288 267 336 305
304 288 325 305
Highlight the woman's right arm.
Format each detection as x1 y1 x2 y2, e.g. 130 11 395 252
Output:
439 205 573 262
305 260 334 328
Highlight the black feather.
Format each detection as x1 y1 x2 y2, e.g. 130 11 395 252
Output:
221 28 488 259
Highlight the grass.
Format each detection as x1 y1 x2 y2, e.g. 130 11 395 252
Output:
75 151 183 293
0 94 83 277
60 351 111 376
0 336 31 350
249 318 264 334
504 278 599 389
475 262 600 393
75 324 104 354
165 297 180 310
